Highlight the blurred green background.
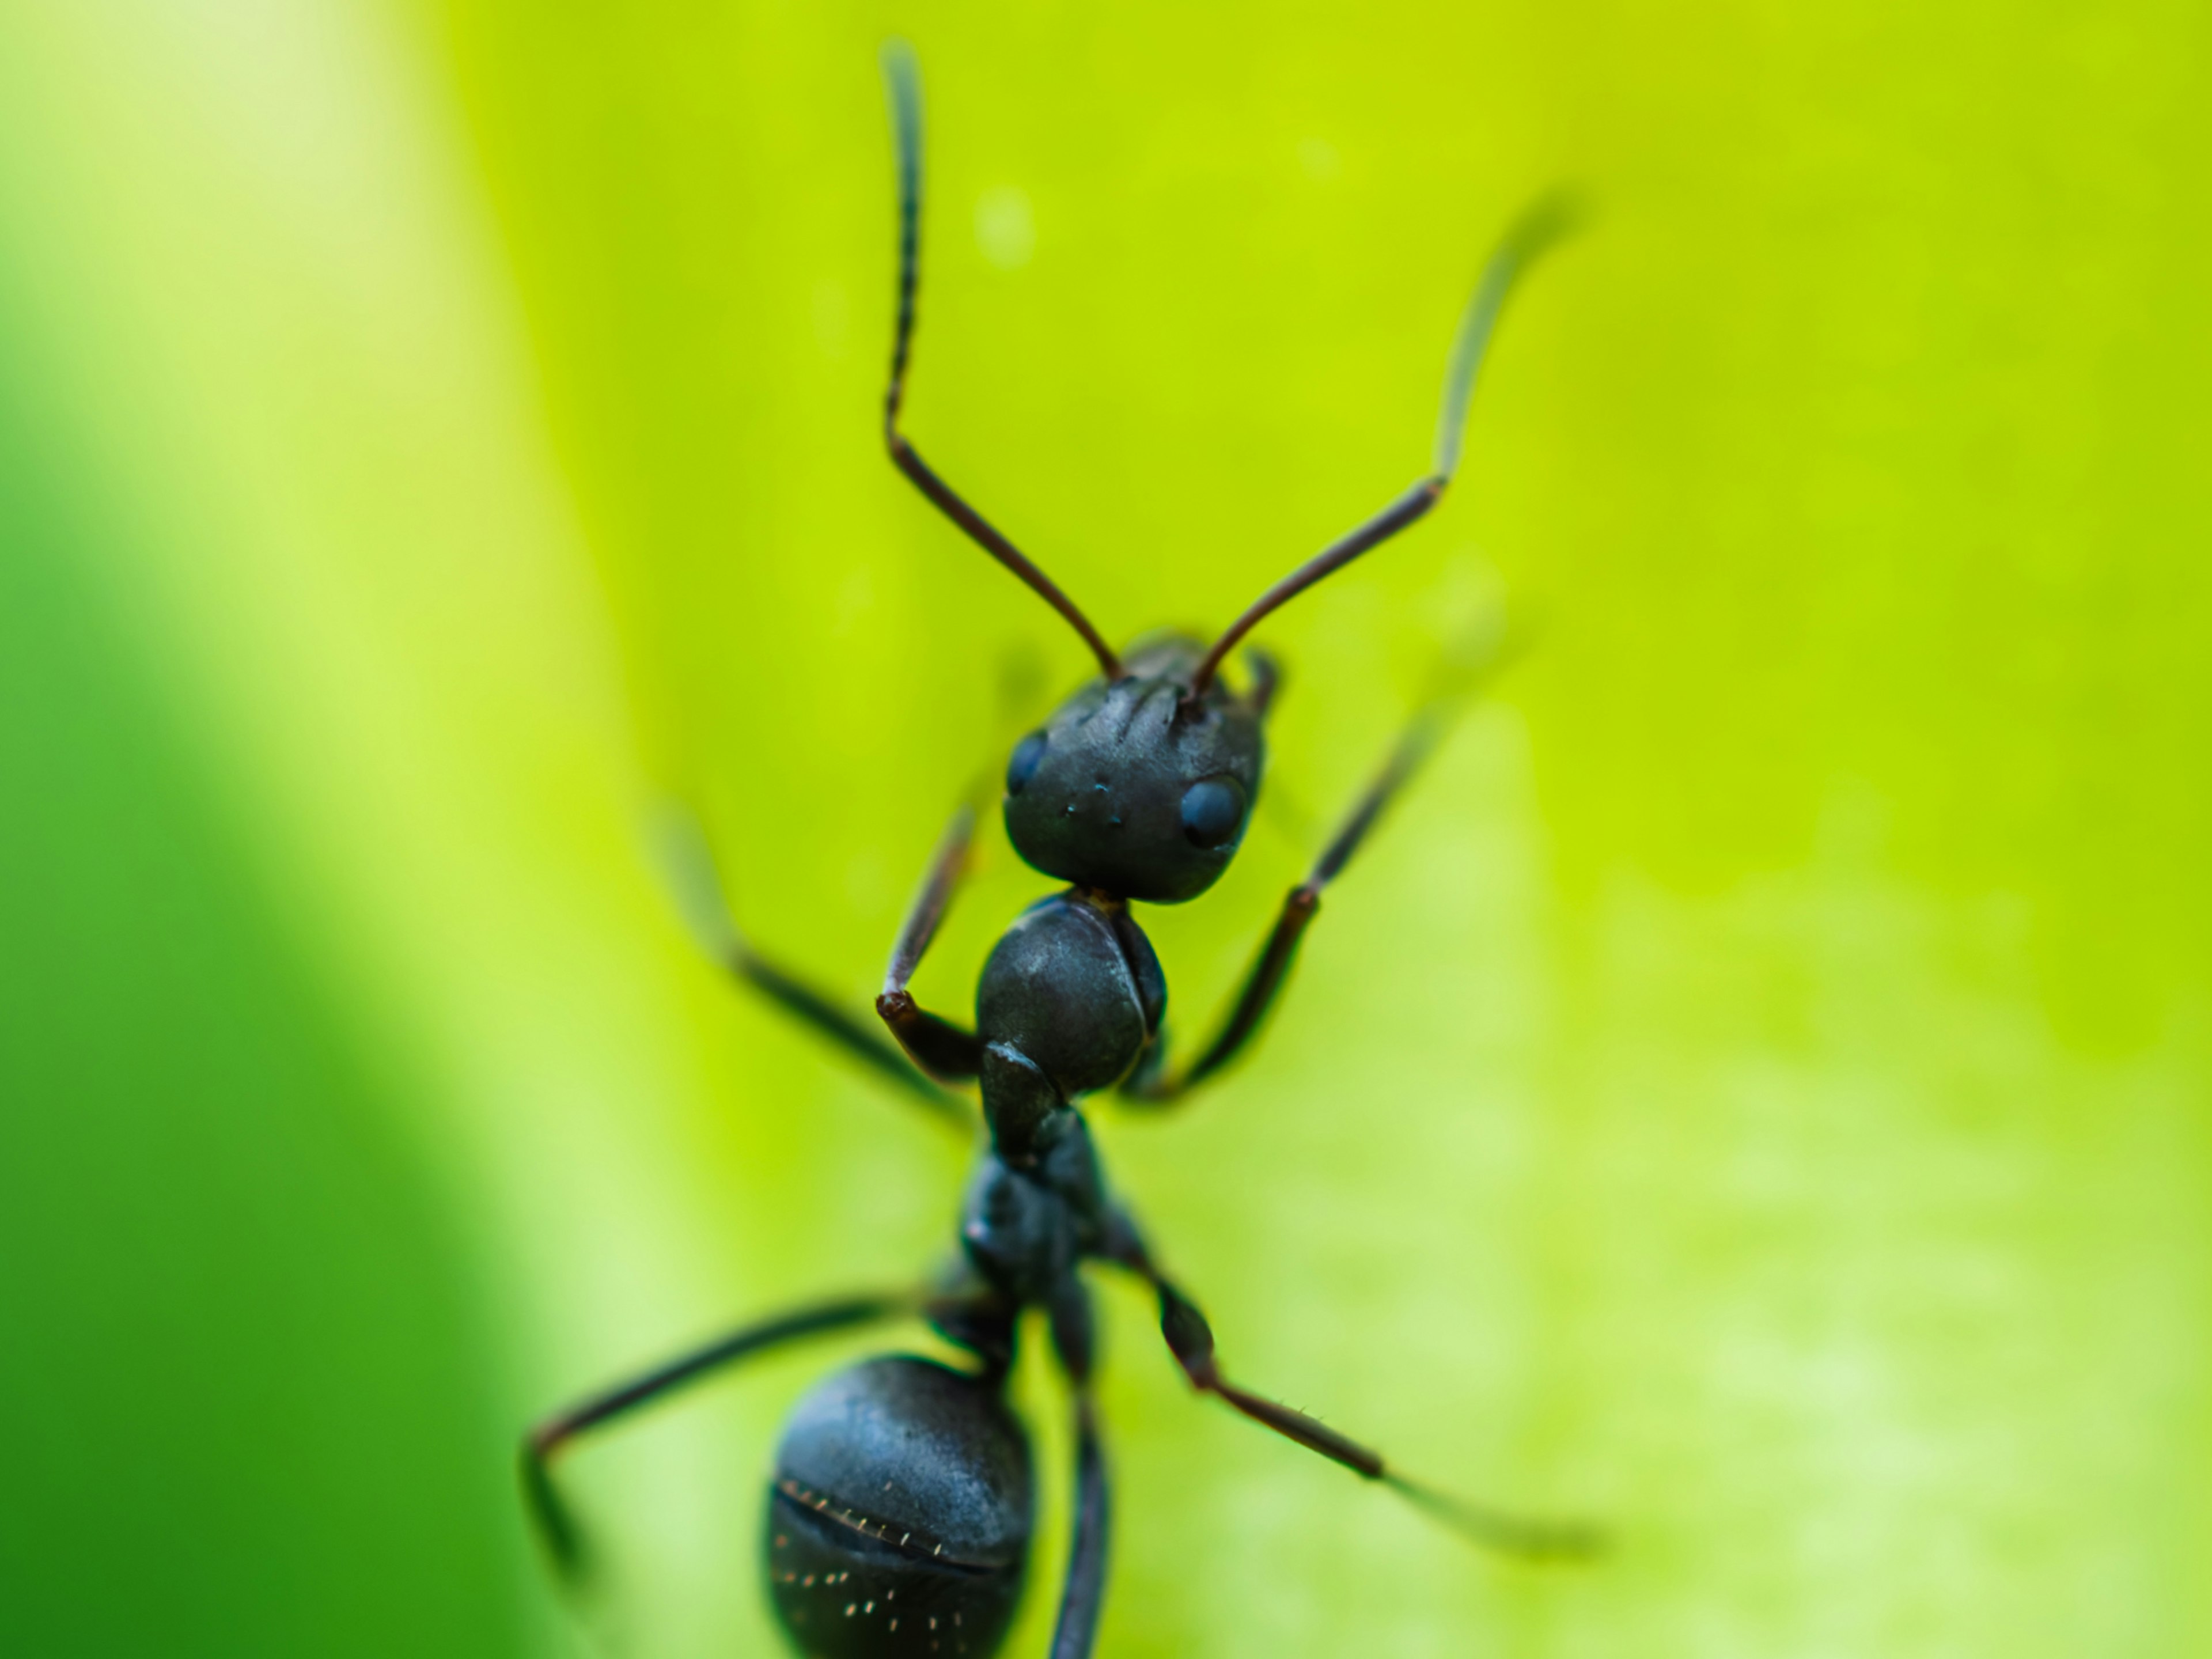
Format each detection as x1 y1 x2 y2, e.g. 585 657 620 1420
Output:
3 2 2208 1656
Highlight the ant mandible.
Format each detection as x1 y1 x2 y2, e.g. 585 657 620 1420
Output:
523 40 1588 1659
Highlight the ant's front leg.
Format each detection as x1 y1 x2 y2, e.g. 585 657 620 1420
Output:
875 801 988 1081
1123 700 1450 1104
656 810 972 1125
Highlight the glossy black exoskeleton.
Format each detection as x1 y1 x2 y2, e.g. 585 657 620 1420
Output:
522 39 1595 1659
767 1357 1032 1658
1001 635 1264 905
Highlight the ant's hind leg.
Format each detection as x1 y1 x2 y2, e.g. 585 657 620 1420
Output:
1050 1397 1111 1659
1109 1247 1599 1562
655 810 973 1126
1047 1279 1111 1659
521 1290 919 1585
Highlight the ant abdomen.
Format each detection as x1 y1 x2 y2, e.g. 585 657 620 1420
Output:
766 1356 1032 1659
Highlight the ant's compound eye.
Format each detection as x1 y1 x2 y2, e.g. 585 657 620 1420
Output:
1006 730 1049 796
1180 776 1247 849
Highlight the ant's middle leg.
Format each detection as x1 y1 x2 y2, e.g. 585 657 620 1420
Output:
1122 699 1451 1104
524 1275 1021 1585
521 1288 925 1583
656 811 971 1124
1106 1240 1599 1562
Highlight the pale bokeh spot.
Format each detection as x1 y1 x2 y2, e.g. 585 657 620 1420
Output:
975 184 1036 270
812 277 852 361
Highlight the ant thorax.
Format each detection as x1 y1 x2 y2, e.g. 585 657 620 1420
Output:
972 890 1165 1159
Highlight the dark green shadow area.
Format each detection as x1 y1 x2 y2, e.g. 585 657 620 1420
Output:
0 342 535 1656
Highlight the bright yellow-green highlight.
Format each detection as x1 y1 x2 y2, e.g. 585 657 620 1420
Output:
2 2 2207 1657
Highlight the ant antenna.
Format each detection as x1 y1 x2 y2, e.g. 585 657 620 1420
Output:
880 41 1122 680
1183 194 1577 703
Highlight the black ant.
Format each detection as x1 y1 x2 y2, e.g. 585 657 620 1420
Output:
523 40 1587 1659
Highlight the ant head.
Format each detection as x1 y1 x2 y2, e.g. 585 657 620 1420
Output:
883 46 1566 907
1002 634 1270 904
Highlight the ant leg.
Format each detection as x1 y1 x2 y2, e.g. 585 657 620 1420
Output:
1051 1399 1110 1658
1124 702 1448 1104
1047 1279 1111 1659
875 801 988 1082
877 43 1120 679
656 810 971 1125
1109 1247 1599 1561
521 1290 920 1584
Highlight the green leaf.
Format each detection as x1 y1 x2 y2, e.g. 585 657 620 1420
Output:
5 2 2207 1656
